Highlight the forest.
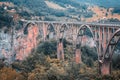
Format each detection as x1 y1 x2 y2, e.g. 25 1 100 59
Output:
0 40 120 80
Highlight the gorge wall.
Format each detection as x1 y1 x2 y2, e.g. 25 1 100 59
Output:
0 23 39 63
0 23 96 63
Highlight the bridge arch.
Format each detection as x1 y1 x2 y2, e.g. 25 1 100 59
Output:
59 24 69 39
99 28 120 75
75 24 97 63
23 22 36 35
78 24 94 38
46 23 56 40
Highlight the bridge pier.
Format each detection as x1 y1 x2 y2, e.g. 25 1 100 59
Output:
57 39 64 61
75 49 82 64
99 60 111 75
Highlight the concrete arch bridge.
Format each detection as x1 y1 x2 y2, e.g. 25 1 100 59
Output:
23 20 120 75
0 20 120 75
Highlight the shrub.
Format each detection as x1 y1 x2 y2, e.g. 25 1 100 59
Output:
0 67 25 80
36 41 57 58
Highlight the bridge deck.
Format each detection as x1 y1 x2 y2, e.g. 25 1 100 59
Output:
21 20 120 27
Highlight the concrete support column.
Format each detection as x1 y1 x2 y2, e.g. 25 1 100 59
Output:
103 28 107 51
43 23 47 41
74 25 77 41
98 27 101 54
109 28 112 39
55 24 58 41
102 27 105 48
100 27 104 53
109 28 112 53
38 23 42 41
102 27 104 41
95 26 97 41
108 27 110 42
57 39 64 61
75 49 81 64
112 27 115 33
56 24 59 41
100 60 111 75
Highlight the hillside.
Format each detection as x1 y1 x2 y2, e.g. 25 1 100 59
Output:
0 0 94 21
1 0 120 22
77 0 120 8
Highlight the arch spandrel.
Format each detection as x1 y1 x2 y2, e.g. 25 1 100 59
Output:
59 24 69 39
47 23 55 33
60 24 69 32
99 28 120 75
76 24 95 46
46 23 56 40
103 28 120 61
77 24 94 38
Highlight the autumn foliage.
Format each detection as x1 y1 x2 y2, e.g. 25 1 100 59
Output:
0 67 25 80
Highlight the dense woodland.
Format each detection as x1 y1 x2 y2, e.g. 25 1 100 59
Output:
0 40 120 80
1 0 94 21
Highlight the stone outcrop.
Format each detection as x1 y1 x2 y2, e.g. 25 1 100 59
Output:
0 29 12 63
0 24 39 62
15 24 39 60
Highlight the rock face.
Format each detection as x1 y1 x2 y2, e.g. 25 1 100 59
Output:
0 24 39 62
0 22 96 63
81 36 96 48
15 24 39 60
0 29 12 63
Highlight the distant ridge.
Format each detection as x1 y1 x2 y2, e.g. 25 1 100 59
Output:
77 0 120 8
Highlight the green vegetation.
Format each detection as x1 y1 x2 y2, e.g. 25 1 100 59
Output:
81 46 97 67
0 39 120 80
0 5 13 28
0 2 23 29
7 0 94 21
112 53 120 69
10 41 97 80
112 8 120 14
36 41 57 58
